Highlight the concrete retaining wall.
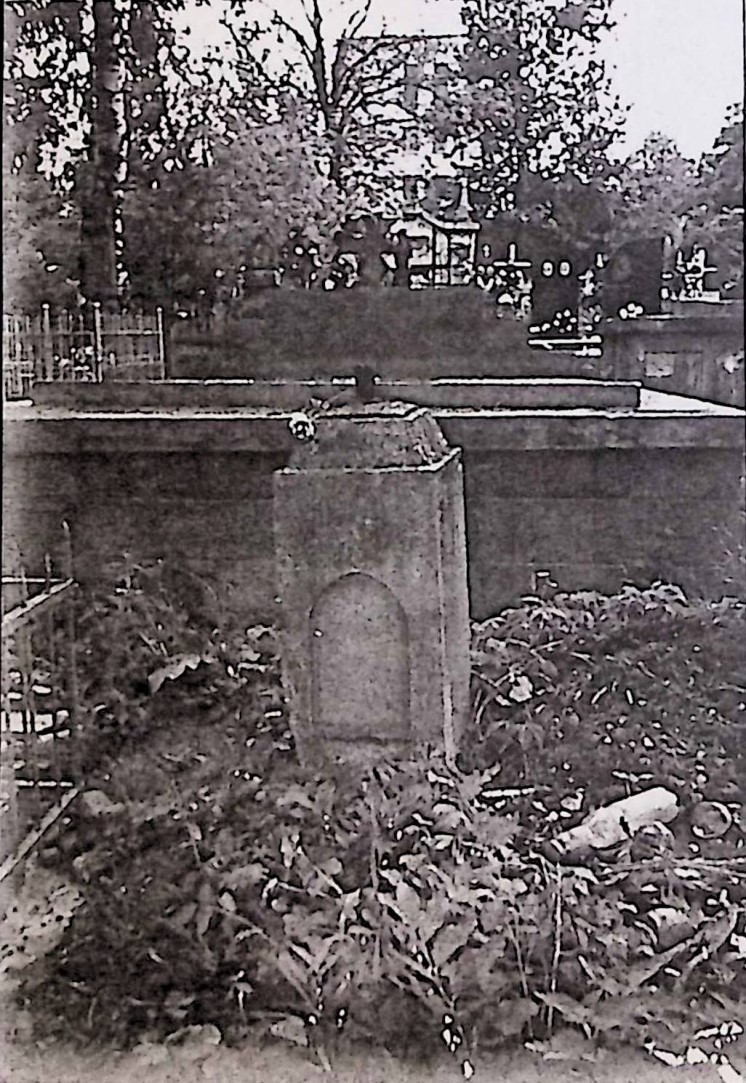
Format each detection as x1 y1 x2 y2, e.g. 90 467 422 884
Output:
603 314 744 408
4 381 744 621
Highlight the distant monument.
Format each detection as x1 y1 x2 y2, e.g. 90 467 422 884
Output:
387 177 480 288
602 238 664 318
676 245 718 300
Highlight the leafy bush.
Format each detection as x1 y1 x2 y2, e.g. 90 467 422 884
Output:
74 555 223 737
14 582 746 1068
62 554 276 777
468 583 745 820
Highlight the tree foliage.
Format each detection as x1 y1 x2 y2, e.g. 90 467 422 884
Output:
3 1 363 312
2 108 81 311
603 113 744 290
218 0 435 206
3 2 741 312
605 133 698 251
691 102 744 292
436 0 625 217
209 105 354 272
3 0 212 308
697 102 744 216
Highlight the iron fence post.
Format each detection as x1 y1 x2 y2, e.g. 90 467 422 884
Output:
156 306 167 379
0 634 20 871
62 522 80 739
92 302 104 381
41 304 52 382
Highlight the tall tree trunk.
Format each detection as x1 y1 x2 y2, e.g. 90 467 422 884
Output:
80 0 120 310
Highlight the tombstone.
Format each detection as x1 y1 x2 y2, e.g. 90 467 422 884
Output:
577 258 605 333
529 255 579 337
273 403 471 768
492 243 532 320
280 229 319 289
602 237 664 317
677 245 717 300
343 215 388 286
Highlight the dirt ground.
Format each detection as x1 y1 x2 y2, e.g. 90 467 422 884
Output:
1 1032 742 1083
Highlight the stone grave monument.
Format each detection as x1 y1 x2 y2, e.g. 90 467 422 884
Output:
273 402 471 768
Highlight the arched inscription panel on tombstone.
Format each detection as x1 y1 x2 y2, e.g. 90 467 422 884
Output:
310 572 410 742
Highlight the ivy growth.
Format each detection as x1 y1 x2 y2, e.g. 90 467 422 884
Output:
8 576 746 1070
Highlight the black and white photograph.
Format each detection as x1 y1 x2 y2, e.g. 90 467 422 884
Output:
2 1 745 1080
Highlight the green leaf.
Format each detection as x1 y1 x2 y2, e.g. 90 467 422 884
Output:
171 901 197 927
148 653 204 694
271 948 313 998
269 1015 308 1047
388 878 424 926
492 997 540 1037
432 803 464 831
276 786 315 813
431 921 473 967
223 864 266 891
536 992 595 1026
527 1028 600 1063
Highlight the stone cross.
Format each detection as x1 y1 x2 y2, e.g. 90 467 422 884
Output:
578 268 596 298
492 244 532 318
677 246 717 299
492 243 531 273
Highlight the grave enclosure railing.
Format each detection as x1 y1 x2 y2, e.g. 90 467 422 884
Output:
1 525 87 878
3 305 166 400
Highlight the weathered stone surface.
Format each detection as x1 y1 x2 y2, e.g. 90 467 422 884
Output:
310 572 410 742
603 314 744 408
287 403 451 469
4 385 743 623
274 405 470 767
29 376 640 411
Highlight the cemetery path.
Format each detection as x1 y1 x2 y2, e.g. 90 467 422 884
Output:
1 1036 736 1083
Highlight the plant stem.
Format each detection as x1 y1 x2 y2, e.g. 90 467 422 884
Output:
506 916 530 1001
547 867 563 1034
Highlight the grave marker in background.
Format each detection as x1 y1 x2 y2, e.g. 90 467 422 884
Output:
492 243 532 320
603 237 664 317
529 256 579 337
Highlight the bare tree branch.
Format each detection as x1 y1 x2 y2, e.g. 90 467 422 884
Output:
223 1 316 68
306 0 330 119
269 10 315 66
345 113 418 132
341 0 374 40
331 36 403 106
219 12 269 74
219 0 428 185
297 0 314 29
337 63 408 117
273 70 311 99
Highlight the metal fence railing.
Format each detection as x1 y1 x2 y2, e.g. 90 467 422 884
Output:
3 305 166 400
1 525 84 873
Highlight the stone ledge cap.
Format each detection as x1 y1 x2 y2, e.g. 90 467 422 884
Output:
286 402 452 469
